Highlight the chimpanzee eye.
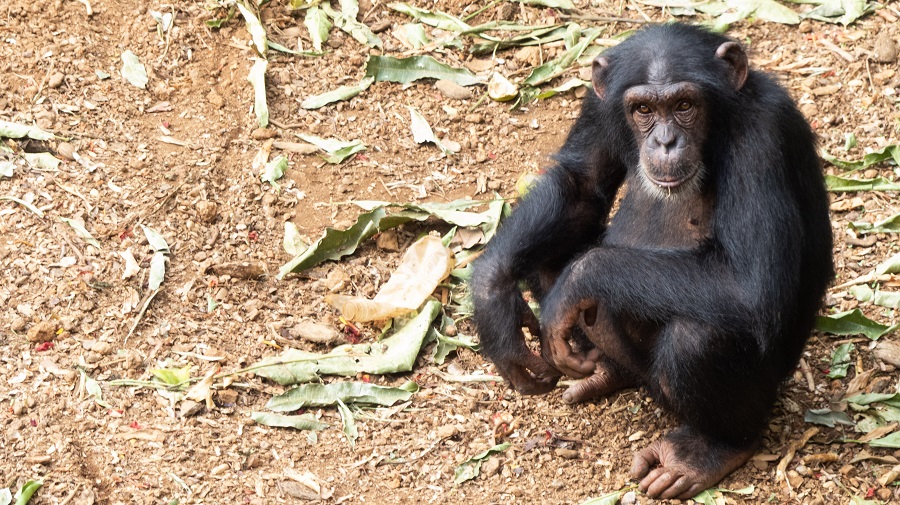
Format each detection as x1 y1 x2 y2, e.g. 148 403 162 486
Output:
636 104 652 115
676 100 693 112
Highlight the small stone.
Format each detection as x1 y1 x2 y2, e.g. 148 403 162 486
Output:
435 80 472 100
11 316 27 332
12 400 26 416
475 147 488 163
481 457 502 477
196 200 218 223
386 478 401 489
555 448 579 459
874 33 898 63
786 470 803 489
620 491 637 505
436 425 458 439
370 19 392 33
26 320 58 343
250 128 278 140
56 142 76 161
465 113 483 124
497 2 517 20
180 400 204 418
798 20 813 33
325 269 350 292
289 321 343 345
863 168 879 179
206 89 224 108
800 103 818 118
48 72 65 89
376 229 401 251
514 46 541 67
215 389 239 407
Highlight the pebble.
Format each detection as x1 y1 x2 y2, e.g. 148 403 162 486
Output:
11 316 27 332
196 200 218 223
206 89 224 108
436 425 458 439
289 321 343 345
514 46 541 67
874 33 898 63
250 128 278 140
620 491 637 505
180 400 204 417
48 71 65 89
435 80 472 100
26 320 58 342
555 448 579 459
375 229 401 251
481 456 502 477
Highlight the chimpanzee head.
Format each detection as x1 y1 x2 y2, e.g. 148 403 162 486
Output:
591 25 748 198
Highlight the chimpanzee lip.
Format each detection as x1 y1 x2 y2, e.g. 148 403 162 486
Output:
647 175 687 188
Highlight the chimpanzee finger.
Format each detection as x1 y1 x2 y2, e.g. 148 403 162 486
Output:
542 331 596 378
504 362 558 395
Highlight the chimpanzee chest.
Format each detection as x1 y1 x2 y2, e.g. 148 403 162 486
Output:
603 184 714 249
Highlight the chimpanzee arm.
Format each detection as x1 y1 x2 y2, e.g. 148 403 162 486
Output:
471 117 628 393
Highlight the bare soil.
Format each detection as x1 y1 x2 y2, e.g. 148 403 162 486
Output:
1 0 900 504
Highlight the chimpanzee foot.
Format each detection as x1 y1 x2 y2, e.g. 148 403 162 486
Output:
562 361 631 404
630 429 756 500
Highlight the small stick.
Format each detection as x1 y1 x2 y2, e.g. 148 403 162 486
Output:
776 427 819 493
818 38 855 62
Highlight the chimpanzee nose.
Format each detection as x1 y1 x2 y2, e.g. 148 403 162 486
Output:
656 125 677 151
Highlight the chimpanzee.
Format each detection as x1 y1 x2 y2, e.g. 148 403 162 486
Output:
471 23 833 499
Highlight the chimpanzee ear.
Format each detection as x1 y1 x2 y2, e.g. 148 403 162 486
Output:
592 55 610 100
715 41 748 91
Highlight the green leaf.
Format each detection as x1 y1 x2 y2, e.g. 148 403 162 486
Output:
827 342 853 379
845 132 858 151
251 300 441 384
516 0 575 10
388 3 471 31
0 196 44 218
247 58 269 128
261 155 289 187
409 106 452 154
402 23 430 49
826 175 900 192
823 145 900 171
537 78 588 99
873 290 900 309
267 41 322 56
365 55 482 87
22 152 61 170
0 120 54 140
470 24 567 54
850 213 900 234
337 398 358 447
235 1 267 56
748 0 801 24
845 392 900 408
804 408 854 427
868 431 900 448
302 76 374 110
268 381 417 411
95 69 111 80
523 28 600 86
1 487 10 505
148 251 166 290
815 309 898 340
79 370 111 409
141 225 170 252
120 50 148 89
251 412 330 431
151 366 191 387
454 443 511 484
12 480 42 505
322 4 382 48
60 217 101 248
0 161 11 178
304 6 331 52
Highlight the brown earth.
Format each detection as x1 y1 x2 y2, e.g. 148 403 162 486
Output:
1 0 900 504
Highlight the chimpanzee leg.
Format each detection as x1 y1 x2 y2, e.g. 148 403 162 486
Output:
632 320 773 499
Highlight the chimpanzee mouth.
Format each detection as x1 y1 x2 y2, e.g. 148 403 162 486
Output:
647 175 688 189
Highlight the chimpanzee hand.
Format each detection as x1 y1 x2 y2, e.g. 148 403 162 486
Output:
539 279 602 379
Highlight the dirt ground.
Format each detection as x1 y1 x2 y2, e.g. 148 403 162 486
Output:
2 0 900 503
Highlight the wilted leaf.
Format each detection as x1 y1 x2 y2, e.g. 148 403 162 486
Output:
0 196 44 218
868 432 900 449
261 155 289 188
454 443 511 484
516 0 575 9
0 487 10 505
120 50 148 89
322 4 382 47
353 199 491 227
337 399 358 447
524 28 600 86
408 107 452 154
235 1 267 56
851 214 900 234
815 309 898 340
388 3 471 31
268 381 417 411
141 225 170 252
827 342 853 379
823 145 900 171
488 72 518 102
0 161 12 177
804 408 854 427
296 134 366 163
304 6 331 51
365 55 482 87
151 366 191 387
148 251 166 290
537 78 588 99
150 10 174 34
875 252 900 275
799 0 870 25
22 152 61 170
252 412 330 431
283 222 308 256
79 370 111 408
247 58 269 128
846 392 900 408
60 217 101 248
267 41 322 56
251 300 441 384
302 76 374 109
402 23 430 48
826 175 900 192
0 120 54 140
470 24 567 54
578 489 627 505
